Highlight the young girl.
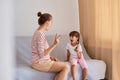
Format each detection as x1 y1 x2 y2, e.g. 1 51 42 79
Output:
66 31 88 80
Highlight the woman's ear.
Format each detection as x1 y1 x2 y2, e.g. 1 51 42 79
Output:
46 21 51 26
45 21 49 25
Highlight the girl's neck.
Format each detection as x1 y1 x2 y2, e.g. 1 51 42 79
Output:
71 42 78 46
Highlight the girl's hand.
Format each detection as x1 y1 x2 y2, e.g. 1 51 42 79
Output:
53 34 61 45
74 45 79 52
77 52 81 59
74 45 82 59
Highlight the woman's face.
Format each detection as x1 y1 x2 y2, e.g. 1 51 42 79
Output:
45 20 52 31
70 36 78 44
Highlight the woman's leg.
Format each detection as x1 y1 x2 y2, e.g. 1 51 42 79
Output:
48 61 70 80
71 65 76 80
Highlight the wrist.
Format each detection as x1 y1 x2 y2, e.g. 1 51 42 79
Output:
52 43 57 47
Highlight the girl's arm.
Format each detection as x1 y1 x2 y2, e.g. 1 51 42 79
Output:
44 34 60 55
65 50 70 61
76 51 82 59
74 45 82 59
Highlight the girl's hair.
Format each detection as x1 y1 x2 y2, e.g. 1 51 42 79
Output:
69 31 80 44
37 12 52 25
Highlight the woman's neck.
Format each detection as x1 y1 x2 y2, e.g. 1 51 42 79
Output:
37 25 46 31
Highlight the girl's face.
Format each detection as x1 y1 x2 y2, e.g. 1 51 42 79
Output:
45 20 52 31
70 36 78 44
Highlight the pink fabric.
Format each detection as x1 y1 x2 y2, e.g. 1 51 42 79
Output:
70 57 88 69
31 30 50 63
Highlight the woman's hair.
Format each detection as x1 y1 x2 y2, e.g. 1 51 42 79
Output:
37 12 52 25
69 31 80 44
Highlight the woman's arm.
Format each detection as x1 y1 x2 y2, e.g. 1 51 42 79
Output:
44 34 60 55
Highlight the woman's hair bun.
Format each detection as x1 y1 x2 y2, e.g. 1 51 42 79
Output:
37 12 42 17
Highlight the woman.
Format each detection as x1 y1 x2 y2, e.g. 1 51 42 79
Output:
31 12 70 80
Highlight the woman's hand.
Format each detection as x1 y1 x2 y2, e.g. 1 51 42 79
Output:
50 56 59 61
53 34 61 45
65 59 69 62
44 34 60 55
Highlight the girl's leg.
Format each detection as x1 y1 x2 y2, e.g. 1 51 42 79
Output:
71 65 76 80
70 58 77 80
78 58 88 80
48 61 70 80
82 68 87 80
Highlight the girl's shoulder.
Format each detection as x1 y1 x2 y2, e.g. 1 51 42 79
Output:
66 43 71 46
66 43 71 49
78 43 81 46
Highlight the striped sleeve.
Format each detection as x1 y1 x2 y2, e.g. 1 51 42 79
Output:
37 32 45 58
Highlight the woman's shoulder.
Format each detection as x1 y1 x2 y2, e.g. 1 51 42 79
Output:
35 30 44 34
32 30 45 40
34 30 44 36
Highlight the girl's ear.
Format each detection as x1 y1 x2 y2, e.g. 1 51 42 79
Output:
77 38 79 44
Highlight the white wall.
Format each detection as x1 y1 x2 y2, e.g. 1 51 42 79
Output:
0 0 15 80
14 0 80 36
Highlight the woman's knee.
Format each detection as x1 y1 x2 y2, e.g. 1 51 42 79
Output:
64 64 70 72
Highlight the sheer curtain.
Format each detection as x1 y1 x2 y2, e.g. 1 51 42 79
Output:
112 0 120 79
78 0 120 80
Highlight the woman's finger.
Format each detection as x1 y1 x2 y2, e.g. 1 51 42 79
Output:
57 35 61 39
55 33 61 39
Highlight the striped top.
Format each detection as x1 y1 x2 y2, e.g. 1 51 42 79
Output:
31 30 50 63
